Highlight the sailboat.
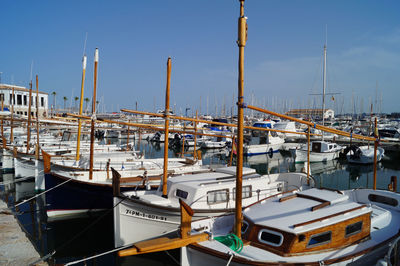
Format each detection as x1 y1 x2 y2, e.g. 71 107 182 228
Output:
290 41 343 163
115 2 400 265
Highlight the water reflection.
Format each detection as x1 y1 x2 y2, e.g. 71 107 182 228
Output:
1 143 400 265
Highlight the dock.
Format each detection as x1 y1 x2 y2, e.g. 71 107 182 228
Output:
0 200 47 265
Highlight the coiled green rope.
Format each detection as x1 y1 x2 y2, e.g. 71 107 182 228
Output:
214 233 243 253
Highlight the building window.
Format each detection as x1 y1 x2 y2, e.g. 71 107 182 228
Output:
41 97 44 107
25 112 27 115
24 95 27 105
17 95 22 105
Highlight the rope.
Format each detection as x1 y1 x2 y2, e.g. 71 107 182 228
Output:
0 175 34 185
214 233 243 253
13 178 73 208
35 198 126 265
64 244 129 266
226 252 234 266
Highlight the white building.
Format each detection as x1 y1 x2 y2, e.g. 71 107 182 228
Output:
0 84 49 117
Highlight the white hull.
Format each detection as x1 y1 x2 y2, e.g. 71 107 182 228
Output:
244 143 283 156
114 172 312 247
292 148 340 163
347 146 385 164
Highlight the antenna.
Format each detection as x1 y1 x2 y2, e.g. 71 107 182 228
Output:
83 32 88 56
325 24 328 46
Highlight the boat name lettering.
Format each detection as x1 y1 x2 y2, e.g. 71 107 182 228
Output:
125 209 167 221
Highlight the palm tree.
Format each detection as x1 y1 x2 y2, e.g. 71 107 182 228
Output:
74 96 79 112
96 100 100 112
63 96 68 111
84 97 90 113
51 91 57 114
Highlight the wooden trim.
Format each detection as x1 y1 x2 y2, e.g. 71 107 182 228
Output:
279 194 297 202
311 201 330 212
293 204 368 228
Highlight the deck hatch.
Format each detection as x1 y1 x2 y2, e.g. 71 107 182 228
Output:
307 231 331 248
258 229 283 247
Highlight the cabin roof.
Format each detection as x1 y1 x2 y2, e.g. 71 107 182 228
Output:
167 166 257 190
243 188 371 234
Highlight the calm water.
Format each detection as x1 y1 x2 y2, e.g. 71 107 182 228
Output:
1 140 400 265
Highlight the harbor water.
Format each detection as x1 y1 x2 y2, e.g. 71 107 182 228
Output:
1 139 400 265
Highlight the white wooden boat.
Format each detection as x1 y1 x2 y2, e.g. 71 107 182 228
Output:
290 140 343 163
346 145 385 164
179 187 400 265
243 131 284 156
113 166 314 247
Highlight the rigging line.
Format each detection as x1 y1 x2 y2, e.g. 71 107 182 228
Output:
12 178 73 208
41 198 127 265
0 175 34 185
64 244 131 266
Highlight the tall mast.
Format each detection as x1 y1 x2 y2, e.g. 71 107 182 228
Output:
27 79 33 153
89 48 99 180
322 43 327 131
35 75 40 159
235 0 247 239
162 57 172 197
75 55 87 161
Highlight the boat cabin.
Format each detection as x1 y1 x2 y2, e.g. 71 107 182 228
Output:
311 141 341 153
241 188 373 256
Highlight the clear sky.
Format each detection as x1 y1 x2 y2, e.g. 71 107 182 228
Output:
1 0 399 116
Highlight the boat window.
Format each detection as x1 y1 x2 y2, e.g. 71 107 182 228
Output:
258 229 283 247
368 194 398 207
312 142 321 152
233 185 252 200
241 220 249 234
176 189 188 199
207 189 229 204
345 221 363 237
329 145 333 149
307 231 331 248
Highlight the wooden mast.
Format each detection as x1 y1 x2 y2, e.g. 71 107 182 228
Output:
162 57 172 197
75 55 87 161
89 48 99 180
26 80 33 153
35 75 40 159
373 117 378 190
1 94 4 137
235 0 247 238
193 110 198 159
10 87 14 143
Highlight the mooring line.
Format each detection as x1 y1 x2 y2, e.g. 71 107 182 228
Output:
13 178 73 208
64 244 130 265
35 198 126 265
0 175 34 185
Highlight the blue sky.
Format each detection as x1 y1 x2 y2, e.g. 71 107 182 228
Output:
1 0 399 115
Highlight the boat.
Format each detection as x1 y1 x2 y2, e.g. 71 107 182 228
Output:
290 140 343 163
243 126 284 156
181 186 400 265
112 166 314 247
344 145 385 164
